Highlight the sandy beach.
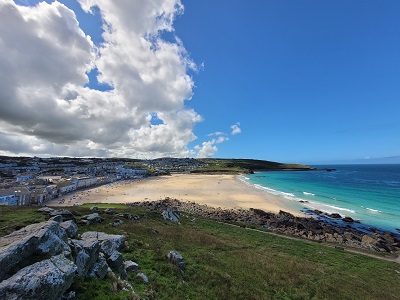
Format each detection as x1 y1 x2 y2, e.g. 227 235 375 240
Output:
47 174 304 217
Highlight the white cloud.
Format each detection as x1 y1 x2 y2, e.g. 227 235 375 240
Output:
208 131 225 136
195 136 229 158
0 0 202 158
231 122 241 135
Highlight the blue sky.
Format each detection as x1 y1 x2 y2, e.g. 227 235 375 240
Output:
1 1 400 164
174 0 400 164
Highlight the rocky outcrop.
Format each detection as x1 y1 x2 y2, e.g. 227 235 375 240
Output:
130 199 400 254
0 254 76 300
60 220 78 238
0 209 137 300
162 207 180 223
0 220 69 281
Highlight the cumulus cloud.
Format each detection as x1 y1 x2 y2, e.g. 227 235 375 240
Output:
195 122 242 158
195 136 229 158
0 0 202 158
231 122 241 135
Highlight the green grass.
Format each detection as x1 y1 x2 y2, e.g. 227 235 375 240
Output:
193 158 312 174
1 205 399 299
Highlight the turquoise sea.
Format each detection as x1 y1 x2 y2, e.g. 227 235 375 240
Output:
242 165 400 233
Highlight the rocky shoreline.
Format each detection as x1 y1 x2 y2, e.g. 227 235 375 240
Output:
129 198 400 254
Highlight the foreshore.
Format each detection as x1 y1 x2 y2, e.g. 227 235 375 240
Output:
46 174 400 254
47 174 305 217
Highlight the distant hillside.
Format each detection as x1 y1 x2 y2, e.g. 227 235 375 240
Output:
193 158 313 174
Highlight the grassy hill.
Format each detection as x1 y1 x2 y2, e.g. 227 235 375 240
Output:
192 158 313 174
1 204 399 300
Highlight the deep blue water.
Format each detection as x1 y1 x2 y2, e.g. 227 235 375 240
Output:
243 165 400 233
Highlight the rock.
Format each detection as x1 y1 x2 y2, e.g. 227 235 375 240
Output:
342 216 354 223
38 207 55 214
50 210 76 222
136 272 149 283
111 220 124 227
329 213 342 219
71 238 100 277
90 206 98 212
78 220 90 226
0 220 69 281
162 207 180 223
88 255 109 279
167 250 185 271
107 251 126 278
100 239 117 258
60 221 78 238
313 210 323 215
0 255 76 300
124 261 138 272
127 214 140 220
84 213 104 225
62 291 76 300
361 234 377 247
81 232 125 254
104 208 115 215
49 215 63 223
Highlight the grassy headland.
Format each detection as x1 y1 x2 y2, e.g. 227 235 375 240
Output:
0 204 399 300
192 158 313 174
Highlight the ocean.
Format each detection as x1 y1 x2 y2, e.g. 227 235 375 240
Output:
242 164 400 233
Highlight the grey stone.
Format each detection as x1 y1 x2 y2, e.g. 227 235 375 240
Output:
0 221 69 281
124 260 138 272
38 207 55 214
111 219 124 226
50 209 76 222
60 220 78 238
78 220 90 226
167 250 185 270
127 214 140 220
90 206 98 212
104 208 115 215
88 254 109 279
62 291 76 300
49 215 63 223
107 251 126 278
81 232 125 252
84 213 104 224
0 255 76 300
136 272 149 283
71 238 100 277
100 239 116 258
162 207 180 223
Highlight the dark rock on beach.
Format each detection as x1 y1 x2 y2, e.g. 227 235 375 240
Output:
342 216 355 223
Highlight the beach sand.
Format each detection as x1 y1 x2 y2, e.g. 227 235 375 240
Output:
47 174 304 217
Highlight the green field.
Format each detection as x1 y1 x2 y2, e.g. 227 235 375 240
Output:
0 204 399 300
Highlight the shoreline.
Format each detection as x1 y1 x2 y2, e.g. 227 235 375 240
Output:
45 173 400 254
47 174 306 217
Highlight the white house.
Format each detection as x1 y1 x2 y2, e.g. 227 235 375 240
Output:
0 189 17 206
56 180 77 195
76 177 98 189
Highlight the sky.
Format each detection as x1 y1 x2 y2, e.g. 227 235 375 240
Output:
0 0 399 164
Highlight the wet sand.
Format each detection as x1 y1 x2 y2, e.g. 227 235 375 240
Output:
47 174 304 217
